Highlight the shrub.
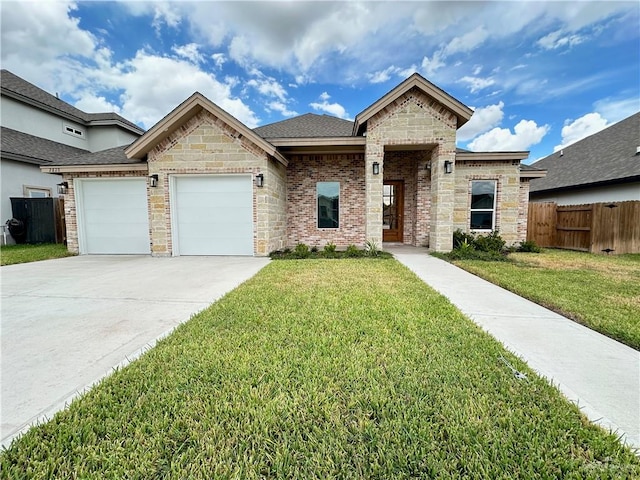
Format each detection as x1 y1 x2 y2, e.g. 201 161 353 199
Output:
473 230 506 253
453 229 475 249
322 242 337 258
345 244 362 258
293 243 310 259
516 240 542 253
364 239 380 257
310 246 319 253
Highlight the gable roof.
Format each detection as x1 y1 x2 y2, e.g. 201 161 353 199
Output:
0 70 144 135
1 126 89 165
353 73 473 135
530 112 640 193
254 113 354 139
126 92 287 166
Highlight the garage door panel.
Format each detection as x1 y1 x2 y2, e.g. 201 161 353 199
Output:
174 176 253 256
80 180 150 255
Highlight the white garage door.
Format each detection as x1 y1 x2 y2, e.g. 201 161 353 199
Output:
78 179 150 254
173 175 253 256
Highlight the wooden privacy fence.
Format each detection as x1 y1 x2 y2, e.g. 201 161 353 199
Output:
527 201 640 254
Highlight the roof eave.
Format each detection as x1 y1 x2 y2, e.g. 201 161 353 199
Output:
40 163 148 174
1 151 52 166
456 151 530 161
125 93 288 166
352 73 473 135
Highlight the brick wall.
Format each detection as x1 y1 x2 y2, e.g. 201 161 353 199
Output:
286 153 366 248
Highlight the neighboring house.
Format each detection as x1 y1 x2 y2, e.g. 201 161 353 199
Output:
42 73 544 256
0 70 144 243
529 112 640 205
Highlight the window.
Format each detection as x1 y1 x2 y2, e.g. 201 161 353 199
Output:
63 123 85 139
470 180 496 230
23 186 51 198
317 182 339 228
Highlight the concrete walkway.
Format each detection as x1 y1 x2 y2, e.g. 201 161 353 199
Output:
389 246 640 450
1 255 269 448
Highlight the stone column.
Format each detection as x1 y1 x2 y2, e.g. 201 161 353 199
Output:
430 144 455 252
365 139 383 247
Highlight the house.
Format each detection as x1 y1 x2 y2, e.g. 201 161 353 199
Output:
41 73 544 256
0 70 144 243
529 112 640 205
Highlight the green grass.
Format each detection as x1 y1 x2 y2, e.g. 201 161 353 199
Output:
2 260 638 478
0 243 74 266
450 249 640 350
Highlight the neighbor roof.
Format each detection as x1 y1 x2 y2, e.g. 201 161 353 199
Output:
254 113 354 139
1 127 89 165
1 70 144 135
530 112 640 193
46 145 142 166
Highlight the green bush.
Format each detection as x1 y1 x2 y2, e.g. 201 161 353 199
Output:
364 239 380 257
345 244 362 258
453 229 475 249
322 242 337 258
293 243 310 259
473 230 506 253
516 240 542 253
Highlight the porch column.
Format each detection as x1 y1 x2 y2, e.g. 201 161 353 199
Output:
365 141 383 247
430 144 456 252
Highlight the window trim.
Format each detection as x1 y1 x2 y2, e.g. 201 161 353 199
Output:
469 180 497 231
316 181 340 229
23 185 52 198
62 123 85 139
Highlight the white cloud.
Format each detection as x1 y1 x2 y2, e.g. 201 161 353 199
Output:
421 52 446 77
444 26 489 55
553 113 608 151
73 92 121 114
211 53 226 69
594 96 640 124
172 43 204 64
246 73 288 103
267 101 298 118
457 102 504 142
468 119 549 151
310 93 349 119
537 30 584 50
458 76 495 93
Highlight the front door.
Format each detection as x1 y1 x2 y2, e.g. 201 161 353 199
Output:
383 180 404 242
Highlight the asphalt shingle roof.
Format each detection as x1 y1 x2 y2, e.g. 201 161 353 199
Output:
530 112 640 193
254 113 354 138
1 70 143 133
51 144 141 166
1 127 89 165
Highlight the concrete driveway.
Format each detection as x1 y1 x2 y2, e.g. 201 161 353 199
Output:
0 255 269 447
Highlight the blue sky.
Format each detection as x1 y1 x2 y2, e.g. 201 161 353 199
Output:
1 1 638 163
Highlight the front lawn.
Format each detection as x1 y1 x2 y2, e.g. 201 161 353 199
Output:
451 250 640 350
0 243 74 266
2 260 638 478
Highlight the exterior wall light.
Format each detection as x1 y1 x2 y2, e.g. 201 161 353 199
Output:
149 174 159 187
425 162 431 170
57 181 69 195
372 162 380 175
255 173 264 187
444 160 453 174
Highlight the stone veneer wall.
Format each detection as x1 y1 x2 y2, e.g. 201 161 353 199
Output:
147 110 284 256
61 171 148 254
453 160 523 245
365 88 457 251
286 153 365 248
